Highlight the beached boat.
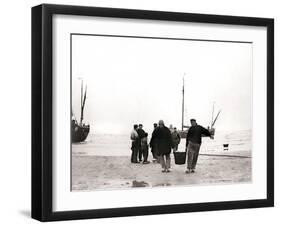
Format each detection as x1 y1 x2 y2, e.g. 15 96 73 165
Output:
178 76 219 138
72 79 90 143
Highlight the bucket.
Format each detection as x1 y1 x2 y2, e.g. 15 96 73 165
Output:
173 151 187 165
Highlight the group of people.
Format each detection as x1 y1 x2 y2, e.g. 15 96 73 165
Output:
130 124 150 164
130 119 214 173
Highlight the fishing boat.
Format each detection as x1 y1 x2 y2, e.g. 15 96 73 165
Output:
72 79 90 143
178 76 219 138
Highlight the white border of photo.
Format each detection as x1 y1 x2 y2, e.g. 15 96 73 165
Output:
52 15 267 211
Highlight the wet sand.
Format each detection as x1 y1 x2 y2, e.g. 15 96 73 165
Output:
72 153 251 191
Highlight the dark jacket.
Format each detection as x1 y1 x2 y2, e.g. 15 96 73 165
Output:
154 126 173 154
137 128 146 139
186 125 211 146
149 128 157 147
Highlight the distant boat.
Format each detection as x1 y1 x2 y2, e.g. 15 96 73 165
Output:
178 76 218 138
72 79 90 143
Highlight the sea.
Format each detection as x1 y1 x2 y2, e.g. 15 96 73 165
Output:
72 130 251 157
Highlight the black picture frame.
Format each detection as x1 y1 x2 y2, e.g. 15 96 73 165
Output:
32 4 274 222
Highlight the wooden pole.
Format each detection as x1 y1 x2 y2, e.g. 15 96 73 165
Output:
80 79 83 125
212 110 221 127
211 102 215 128
181 76 185 131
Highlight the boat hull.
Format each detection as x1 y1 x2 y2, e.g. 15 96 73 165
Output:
72 125 90 143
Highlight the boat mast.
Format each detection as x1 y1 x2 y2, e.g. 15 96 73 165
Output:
211 102 215 128
212 110 221 128
181 75 185 131
81 85 87 125
80 79 83 125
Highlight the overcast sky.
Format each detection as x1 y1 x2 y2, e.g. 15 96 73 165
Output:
72 35 252 135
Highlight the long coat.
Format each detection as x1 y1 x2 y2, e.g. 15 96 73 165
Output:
154 126 173 154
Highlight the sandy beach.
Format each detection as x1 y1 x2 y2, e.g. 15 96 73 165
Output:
71 130 251 191
72 153 251 191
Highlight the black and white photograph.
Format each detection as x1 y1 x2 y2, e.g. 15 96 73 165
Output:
0 0 278 224
29 3 274 222
71 33 252 191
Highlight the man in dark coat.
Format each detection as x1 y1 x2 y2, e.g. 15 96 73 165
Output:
153 120 174 172
185 119 214 173
137 124 146 162
149 123 159 162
